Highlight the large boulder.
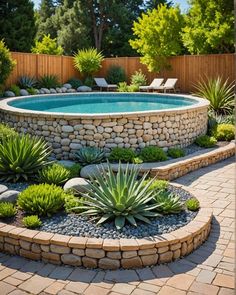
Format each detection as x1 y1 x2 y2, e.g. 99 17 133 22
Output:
56 87 62 93
77 86 92 92
0 185 8 194
80 165 102 179
67 88 76 93
0 190 20 203
20 89 29 96
4 91 15 97
58 160 75 168
50 88 57 94
61 87 67 93
63 83 72 89
41 88 50 94
63 177 90 193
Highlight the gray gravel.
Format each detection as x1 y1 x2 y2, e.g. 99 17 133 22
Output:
0 182 30 192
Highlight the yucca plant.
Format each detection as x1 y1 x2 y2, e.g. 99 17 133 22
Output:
0 134 51 182
38 163 71 185
76 163 161 229
75 147 105 166
193 76 235 115
18 76 37 89
38 74 60 88
154 190 184 214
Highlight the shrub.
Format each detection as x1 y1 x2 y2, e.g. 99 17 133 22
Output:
9 84 20 96
139 146 168 162
167 147 185 158
0 124 17 143
32 34 63 55
22 215 42 229
74 48 104 79
76 147 105 166
109 147 136 163
154 191 184 214
195 135 217 148
214 124 234 141
0 40 16 87
128 84 139 92
27 87 37 95
194 76 235 115
64 194 84 213
68 163 81 178
38 163 71 185
0 202 16 218
84 77 94 87
106 65 127 84
77 163 160 229
130 69 147 87
0 134 51 182
67 78 82 89
18 184 66 216
143 179 169 192
18 76 37 89
133 157 143 164
185 197 200 211
38 74 60 89
117 82 129 92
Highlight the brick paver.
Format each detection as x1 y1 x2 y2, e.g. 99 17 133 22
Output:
0 158 235 294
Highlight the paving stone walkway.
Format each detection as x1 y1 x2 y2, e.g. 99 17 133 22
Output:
0 158 234 295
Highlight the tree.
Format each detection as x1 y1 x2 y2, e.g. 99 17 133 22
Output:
182 0 234 54
130 4 184 72
0 0 36 52
144 0 173 10
31 34 63 55
0 40 16 87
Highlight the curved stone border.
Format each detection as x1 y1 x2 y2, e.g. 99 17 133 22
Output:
0 186 212 269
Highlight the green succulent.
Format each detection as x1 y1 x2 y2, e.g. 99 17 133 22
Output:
154 191 184 214
75 147 105 166
0 134 51 182
18 76 37 89
64 194 84 213
0 202 17 218
143 179 169 192
38 163 71 185
185 198 200 211
22 215 42 229
77 163 161 229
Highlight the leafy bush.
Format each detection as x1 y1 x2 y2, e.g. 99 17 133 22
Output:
67 78 82 89
106 65 127 84
143 179 169 192
18 184 66 216
38 74 60 89
27 87 37 95
38 163 71 185
185 197 200 211
67 163 81 178
32 34 63 55
75 147 105 166
74 48 104 79
117 82 129 92
139 146 167 162
0 124 17 143
214 124 234 141
84 76 94 87
0 40 16 87
195 135 217 148
64 194 84 213
9 84 20 96
18 76 37 89
130 69 147 87
77 163 160 229
154 191 184 214
128 84 139 92
109 147 136 163
0 134 51 182
22 215 42 229
0 202 16 218
167 147 185 158
194 76 235 115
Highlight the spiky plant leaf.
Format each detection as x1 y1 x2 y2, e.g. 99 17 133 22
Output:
75 147 105 166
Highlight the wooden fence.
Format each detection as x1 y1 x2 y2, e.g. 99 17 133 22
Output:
7 52 235 93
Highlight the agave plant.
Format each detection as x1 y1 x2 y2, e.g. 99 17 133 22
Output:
18 76 37 89
76 163 161 229
154 190 184 214
75 147 105 166
0 134 51 182
193 76 235 115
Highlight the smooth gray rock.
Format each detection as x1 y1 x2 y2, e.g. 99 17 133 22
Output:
56 87 62 93
63 177 90 193
50 88 57 94
4 91 15 97
35 89 40 94
80 165 102 178
63 83 72 89
61 87 67 93
67 88 76 93
58 160 75 168
39 89 45 94
41 88 50 94
0 185 8 194
77 86 92 92
20 89 29 96
0 190 20 203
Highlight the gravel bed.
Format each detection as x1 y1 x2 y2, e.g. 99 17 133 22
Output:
40 186 198 239
0 182 31 192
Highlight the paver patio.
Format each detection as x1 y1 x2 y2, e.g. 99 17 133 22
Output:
0 157 234 294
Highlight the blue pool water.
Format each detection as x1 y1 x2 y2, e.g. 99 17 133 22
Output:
9 93 196 114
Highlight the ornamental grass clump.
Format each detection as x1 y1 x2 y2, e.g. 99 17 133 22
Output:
22 215 42 229
0 134 51 182
75 147 105 166
0 202 17 218
77 163 161 229
154 191 184 214
38 163 71 185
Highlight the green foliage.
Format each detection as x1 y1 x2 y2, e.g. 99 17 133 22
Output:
78 163 160 229
18 76 37 89
18 184 65 216
27 88 37 95
133 157 143 164
128 84 139 92
154 191 184 214
64 194 84 213
214 124 235 141
0 124 17 143
38 74 60 89
67 78 82 89
194 77 235 115
38 163 71 185
0 134 51 182
143 179 169 192
67 164 81 178
0 40 16 87
109 147 136 163
0 202 16 218
185 197 200 211
139 146 168 162
130 5 184 72
118 82 129 92
106 65 127 84
167 148 185 158
76 147 105 166
208 112 235 134
84 77 94 87
195 135 217 148
22 215 42 229
182 0 234 54
32 34 63 55
74 48 104 78
9 84 20 96
130 69 147 87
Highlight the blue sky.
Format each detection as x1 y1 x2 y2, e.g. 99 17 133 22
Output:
32 0 189 12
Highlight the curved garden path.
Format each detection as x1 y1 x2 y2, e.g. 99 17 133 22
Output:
0 158 234 295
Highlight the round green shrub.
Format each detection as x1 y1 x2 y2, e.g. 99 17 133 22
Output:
117 82 129 92
139 146 167 162
130 69 147 87
22 215 42 229
185 197 200 211
195 135 217 148
167 147 185 158
143 179 169 191
0 124 17 143
106 65 127 84
128 84 139 92
214 124 234 141
108 147 136 163
0 40 16 86
64 194 84 213
38 163 71 185
0 202 16 218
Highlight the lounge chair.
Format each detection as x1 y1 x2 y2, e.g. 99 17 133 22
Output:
94 78 117 91
139 78 164 92
155 78 178 93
